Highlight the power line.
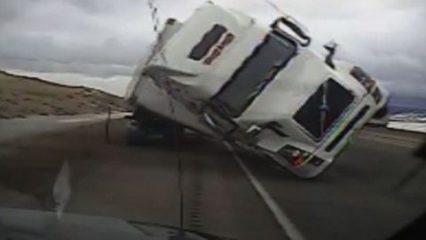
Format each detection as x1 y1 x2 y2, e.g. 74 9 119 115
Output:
264 0 288 17
145 0 186 237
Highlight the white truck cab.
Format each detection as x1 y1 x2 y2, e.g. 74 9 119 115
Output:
126 4 388 178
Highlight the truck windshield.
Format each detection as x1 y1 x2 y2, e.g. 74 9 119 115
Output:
294 79 355 140
212 32 297 117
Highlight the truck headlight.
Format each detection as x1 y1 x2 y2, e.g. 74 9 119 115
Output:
371 87 382 103
279 145 325 167
350 66 376 93
278 145 309 166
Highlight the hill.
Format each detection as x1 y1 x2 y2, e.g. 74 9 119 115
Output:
0 70 129 119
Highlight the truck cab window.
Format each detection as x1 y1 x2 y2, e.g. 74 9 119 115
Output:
188 24 227 61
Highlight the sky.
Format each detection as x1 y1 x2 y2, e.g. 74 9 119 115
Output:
0 0 425 100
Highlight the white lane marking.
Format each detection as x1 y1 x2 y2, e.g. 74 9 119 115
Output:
58 113 127 123
224 143 305 240
59 118 103 123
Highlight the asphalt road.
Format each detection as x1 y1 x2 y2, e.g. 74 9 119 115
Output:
0 117 424 240
0 113 127 143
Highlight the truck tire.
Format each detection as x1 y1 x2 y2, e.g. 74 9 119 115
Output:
163 125 185 146
125 121 146 146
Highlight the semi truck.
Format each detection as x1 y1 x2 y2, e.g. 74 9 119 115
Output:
125 3 389 178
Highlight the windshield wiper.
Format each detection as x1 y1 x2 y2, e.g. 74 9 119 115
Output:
320 82 329 137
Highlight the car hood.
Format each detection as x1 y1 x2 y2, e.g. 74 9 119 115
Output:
0 208 233 240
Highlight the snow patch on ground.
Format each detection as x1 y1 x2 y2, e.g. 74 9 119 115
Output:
390 113 426 122
387 113 426 133
387 122 426 134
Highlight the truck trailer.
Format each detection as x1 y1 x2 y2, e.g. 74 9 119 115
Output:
125 3 389 178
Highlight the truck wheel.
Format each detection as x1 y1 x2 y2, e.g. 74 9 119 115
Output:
164 126 185 146
125 121 146 146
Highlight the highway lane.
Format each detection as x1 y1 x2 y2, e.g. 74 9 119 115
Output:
0 118 424 240
0 119 285 240
238 127 425 240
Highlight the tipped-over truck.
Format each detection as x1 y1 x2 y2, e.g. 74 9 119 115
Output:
125 3 389 178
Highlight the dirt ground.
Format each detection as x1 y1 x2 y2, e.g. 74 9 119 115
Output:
0 70 129 118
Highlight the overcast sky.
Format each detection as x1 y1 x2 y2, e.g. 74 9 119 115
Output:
0 0 425 98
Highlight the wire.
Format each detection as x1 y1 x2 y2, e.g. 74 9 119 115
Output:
264 0 289 18
145 0 185 236
164 81 185 235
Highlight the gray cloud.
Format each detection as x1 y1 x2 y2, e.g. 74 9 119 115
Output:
0 0 425 98
0 0 154 78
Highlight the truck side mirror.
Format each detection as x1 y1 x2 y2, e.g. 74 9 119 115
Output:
324 41 338 69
